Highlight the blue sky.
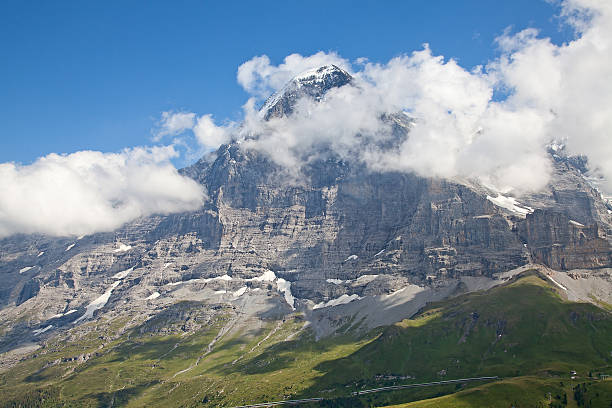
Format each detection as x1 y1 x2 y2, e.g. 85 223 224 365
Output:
1 0 573 165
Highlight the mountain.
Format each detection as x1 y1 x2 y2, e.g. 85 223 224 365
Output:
0 66 611 407
1 271 611 407
260 64 353 120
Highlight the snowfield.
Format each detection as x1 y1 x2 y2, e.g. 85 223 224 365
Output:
74 281 121 323
113 242 132 253
486 194 534 216
313 294 361 309
19 266 34 274
146 292 161 300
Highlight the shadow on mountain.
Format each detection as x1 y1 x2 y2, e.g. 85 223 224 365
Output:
291 273 612 406
90 381 161 407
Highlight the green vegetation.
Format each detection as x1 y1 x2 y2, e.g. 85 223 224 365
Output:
1 272 611 407
382 377 612 407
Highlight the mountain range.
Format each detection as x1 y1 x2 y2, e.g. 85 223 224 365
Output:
0 65 611 407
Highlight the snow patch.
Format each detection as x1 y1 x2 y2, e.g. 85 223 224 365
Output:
344 254 358 261
113 242 132 253
569 220 585 227
384 287 408 298
19 266 34 274
313 294 361 309
547 275 568 291
51 309 77 318
215 290 227 294
74 281 121 323
166 279 201 286
549 142 564 152
233 287 247 298
276 278 295 310
37 251 44 257
166 274 232 287
65 243 75 251
146 292 160 300
33 325 53 336
294 65 344 82
247 270 277 282
112 267 133 280
326 278 346 285
163 262 172 269
486 194 534 216
374 249 385 257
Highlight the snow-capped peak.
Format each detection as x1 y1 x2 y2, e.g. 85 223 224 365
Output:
292 64 351 84
260 64 352 120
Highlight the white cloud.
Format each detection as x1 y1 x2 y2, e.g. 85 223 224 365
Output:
195 0 612 194
193 114 232 148
153 111 196 140
0 146 205 238
492 0 612 191
230 47 554 192
152 111 234 152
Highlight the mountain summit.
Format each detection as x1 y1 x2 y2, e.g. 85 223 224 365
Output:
260 64 352 120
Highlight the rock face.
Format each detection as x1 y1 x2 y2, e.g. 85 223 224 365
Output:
522 210 611 270
185 144 531 287
16 279 40 306
0 65 611 352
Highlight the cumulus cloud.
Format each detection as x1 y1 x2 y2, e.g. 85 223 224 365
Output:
153 111 196 140
492 0 612 191
194 0 612 194
228 47 554 192
152 110 234 153
0 146 205 238
193 114 232 148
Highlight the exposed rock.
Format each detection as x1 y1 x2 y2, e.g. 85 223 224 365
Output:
16 279 40 306
522 209 611 270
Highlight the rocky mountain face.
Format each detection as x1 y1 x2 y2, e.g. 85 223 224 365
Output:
1 65 611 358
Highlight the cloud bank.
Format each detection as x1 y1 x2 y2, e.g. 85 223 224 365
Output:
0 146 204 238
188 0 612 194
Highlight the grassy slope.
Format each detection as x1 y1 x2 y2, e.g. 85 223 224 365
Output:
293 273 612 407
308 273 612 382
1 272 611 407
384 377 612 408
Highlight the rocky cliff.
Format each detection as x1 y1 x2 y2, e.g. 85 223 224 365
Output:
0 65 610 356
